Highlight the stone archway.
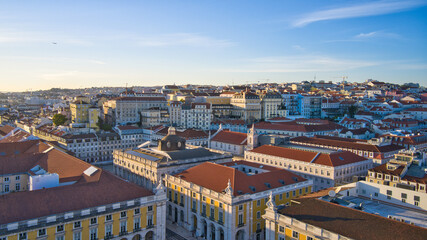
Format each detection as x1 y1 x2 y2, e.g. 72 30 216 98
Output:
219 227 225 240
132 234 141 240
192 214 198 231
210 223 216 240
201 219 207 239
145 231 153 240
236 229 245 240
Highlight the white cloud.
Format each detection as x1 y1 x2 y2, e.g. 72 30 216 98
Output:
292 0 427 27
41 71 79 81
137 33 235 47
223 55 382 73
355 31 400 39
292 45 305 51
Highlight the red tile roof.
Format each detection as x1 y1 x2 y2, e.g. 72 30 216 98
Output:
175 161 307 196
250 145 368 167
0 140 50 156
278 198 427 240
116 125 141 130
254 120 343 133
0 129 32 143
0 170 153 224
157 128 208 139
0 125 15 136
291 136 404 153
211 130 247 145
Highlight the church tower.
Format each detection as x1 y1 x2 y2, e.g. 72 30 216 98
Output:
247 124 258 150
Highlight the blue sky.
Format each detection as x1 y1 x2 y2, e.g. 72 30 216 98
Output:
0 0 426 91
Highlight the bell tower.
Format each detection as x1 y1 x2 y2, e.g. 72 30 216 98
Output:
247 124 258 150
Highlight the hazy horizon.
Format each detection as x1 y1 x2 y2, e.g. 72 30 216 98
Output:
1 0 426 91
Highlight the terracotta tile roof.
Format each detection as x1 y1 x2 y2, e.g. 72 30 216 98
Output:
291 136 404 153
175 161 307 196
0 129 32 143
211 130 247 145
254 120 343 133
0 125 14 136
191 102 211 109
116 125 141 130
369 163 405 176
0 170 153 224
212 119 246 125
157 128 208 139
278 198 427 240
0 153 45 175
0 140 50 156
339 128 372 135
112 96 166 101
250 145 368 167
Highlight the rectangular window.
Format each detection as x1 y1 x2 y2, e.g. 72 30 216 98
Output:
238 214 243 225
73 232 81 240
401 193 407 199
135 208 140 214
105 225 112 237
56 225 64 232
238 205 243 211
106 214 112 221
90 217 97 225
286 192 289 198
38 229 46 236
4 184 9 192
219 211 223 223
56 236 64 240
307 236 314 240
74 221 81 229
89 228 97 240
15 183 20 191
15 176 20 181
148 205 153 211
121 211 127 218
147 215 153 226
257 200 261 206
18 233 26 240
256 211 261 219
134 218 141 229
210 207 215 218
292 231 299 238
120 221 127 233
279 226 285 232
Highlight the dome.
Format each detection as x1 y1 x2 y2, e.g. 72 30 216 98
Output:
158 127 186 152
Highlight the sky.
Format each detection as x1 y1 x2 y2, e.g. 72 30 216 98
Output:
0 0 426 91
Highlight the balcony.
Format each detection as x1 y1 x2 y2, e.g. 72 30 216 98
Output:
218 220 224 225
104 235 113 240
133 227 141 232
119 231 128 236
201 212 207 217
191 208 197 213
147 224 154 229
179 203 184 207
238 223 245 228
209 216 215 221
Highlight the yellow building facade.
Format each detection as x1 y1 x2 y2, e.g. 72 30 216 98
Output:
164 161 313 240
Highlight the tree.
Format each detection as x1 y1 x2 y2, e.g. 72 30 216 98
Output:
52 114 67 126
348 105 358 118
97 116 112 131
